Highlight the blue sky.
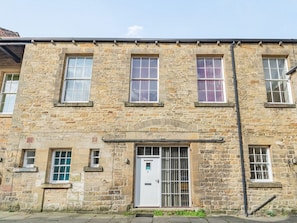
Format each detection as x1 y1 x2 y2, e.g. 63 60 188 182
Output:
1 0 297 39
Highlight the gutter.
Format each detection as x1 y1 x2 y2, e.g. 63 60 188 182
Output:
1 37 297 44
230 42 249 217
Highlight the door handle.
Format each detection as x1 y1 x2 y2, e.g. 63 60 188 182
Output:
156 179 160 183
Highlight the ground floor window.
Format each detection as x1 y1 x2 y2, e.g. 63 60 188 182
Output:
22 149 36 168
161 146 189 207
50 150 72 183
248 146 272 182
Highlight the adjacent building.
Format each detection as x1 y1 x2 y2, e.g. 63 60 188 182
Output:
1 30 297 215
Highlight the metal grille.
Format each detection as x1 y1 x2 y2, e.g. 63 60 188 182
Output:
161 146 189 207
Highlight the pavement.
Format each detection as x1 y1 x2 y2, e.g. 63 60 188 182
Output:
0 211 297 223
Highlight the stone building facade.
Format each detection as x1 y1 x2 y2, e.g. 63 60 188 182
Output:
1 36 297 215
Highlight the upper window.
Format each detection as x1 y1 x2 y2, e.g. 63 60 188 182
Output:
62 56 93 103
23 149 36 168
0 73 19 114
130 57 159 103
197 57 225 102
249 146 272 182
263 58 291 103
50 150 72 183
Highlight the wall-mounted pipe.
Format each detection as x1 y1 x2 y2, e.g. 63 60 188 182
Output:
102 137 225 143
230 42 249 217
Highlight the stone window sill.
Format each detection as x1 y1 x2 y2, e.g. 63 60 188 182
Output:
124 102 164 107
248 182 282 188
54 101 94 107
83 166 104 172
0 114 13 118
194 102 235 107
13 167 38 173
264 103 296 108
41 183 72 189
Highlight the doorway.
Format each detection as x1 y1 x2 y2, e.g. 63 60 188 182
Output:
135 146 190 207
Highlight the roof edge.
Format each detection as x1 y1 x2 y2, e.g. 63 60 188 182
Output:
0 37 297 44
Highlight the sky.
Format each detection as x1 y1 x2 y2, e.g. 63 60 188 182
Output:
1 0 297 39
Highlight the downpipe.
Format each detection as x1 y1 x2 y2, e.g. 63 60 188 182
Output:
230 42 249 217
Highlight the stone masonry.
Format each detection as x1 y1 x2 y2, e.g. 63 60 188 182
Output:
0 38 297 215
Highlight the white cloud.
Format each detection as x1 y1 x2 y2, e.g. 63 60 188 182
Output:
125 25 143 37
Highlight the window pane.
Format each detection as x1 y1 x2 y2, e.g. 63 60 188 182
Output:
150 80 157 91
205 59 213 67
207 91 215 102
137 147 144 155
214 68 222 78
133 58 141 67
205 68 214 78
141 67 149 78
216 91 224 101
263 59 268 68
197 68 205 78
27 158 34 165
141 58 149 67
198 81 205 90
140 81 149 101
206 80 214 90
153 147 159 155
145 147 151 155
198 90 206 102
197 59 204 67
264 68 270 79
150 58 158 67
150 68 158 78
132 67 140 78
270 59 277 68
213 58 221 68
270 69 279 79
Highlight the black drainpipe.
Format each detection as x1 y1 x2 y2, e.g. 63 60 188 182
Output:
230 42 248 217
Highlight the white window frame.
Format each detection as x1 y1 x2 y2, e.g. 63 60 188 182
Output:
0 73 19 114
249 146 273 182
262 58 292 103
50 150 72 183
90 149 100 167
129 57 159 103
62 56 93 103
23 149 36 168
196 57 226 103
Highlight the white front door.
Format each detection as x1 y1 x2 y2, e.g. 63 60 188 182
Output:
135 147 161 207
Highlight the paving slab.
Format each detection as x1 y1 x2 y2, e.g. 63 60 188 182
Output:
0 211 296 223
